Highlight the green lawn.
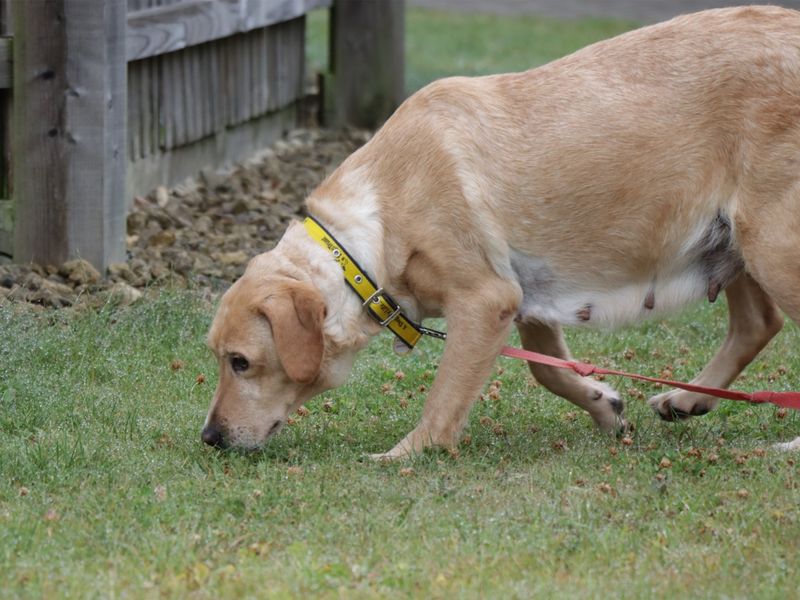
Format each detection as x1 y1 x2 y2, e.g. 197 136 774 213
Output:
3 8 800 599
306 7 638 92
2 291 799 597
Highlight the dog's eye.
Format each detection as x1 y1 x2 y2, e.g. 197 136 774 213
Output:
230 355 250 373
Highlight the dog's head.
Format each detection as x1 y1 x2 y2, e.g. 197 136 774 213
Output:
201 254 354 450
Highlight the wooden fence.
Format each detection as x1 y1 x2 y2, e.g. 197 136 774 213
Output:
126 0 315 203
0 0 404 269
0 0 330 269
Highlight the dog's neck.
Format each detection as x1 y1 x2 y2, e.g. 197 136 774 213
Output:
278 218 385 352
306 166 388 282
295 166 397 349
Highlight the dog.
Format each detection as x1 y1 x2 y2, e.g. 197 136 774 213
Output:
202 6 800 458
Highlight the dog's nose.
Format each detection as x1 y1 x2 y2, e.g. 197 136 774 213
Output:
201 423 225 447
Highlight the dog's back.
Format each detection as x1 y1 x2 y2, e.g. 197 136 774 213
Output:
330 6 800 328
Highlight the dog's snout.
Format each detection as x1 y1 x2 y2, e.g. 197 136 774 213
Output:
201 423 225 448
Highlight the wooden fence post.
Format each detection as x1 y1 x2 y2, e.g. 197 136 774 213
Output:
329 0 405 129
12 0 127 269
0 0 13 258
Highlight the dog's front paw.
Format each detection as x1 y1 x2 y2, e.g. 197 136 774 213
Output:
368 449 412 462
586 380 627 434
368 425 458 461
648 389 719 421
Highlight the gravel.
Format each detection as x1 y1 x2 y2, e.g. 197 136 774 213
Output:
0 128 370 310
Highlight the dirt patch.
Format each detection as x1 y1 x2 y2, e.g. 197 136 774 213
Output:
0 128 370 310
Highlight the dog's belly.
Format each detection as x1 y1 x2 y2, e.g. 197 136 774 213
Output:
513 264 708 328
510 212 744 329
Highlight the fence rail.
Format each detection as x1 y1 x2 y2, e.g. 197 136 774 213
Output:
127 0 324 61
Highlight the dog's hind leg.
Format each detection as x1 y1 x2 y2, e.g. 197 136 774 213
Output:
736 183 800 449
517 320 626 432
648 272 783 421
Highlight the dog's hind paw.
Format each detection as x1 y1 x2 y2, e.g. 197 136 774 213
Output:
648 389 719 421
773 437 800 452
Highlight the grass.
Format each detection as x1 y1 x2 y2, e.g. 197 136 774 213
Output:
1 291 799 598
3 8 800 599
306 7 638 93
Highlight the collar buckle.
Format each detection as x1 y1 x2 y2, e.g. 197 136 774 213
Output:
363 287 403 327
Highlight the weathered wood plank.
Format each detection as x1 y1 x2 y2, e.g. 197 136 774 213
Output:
128 60 142 159
161 51 176 148
13 0 127 268
289 16 304 104
75 0 128 267
128 0 185 11
151 56 162 153
266 19 278 111
199 43 212 138
241 0 330 31
0 37 12 89
140 58 152 157
184 48 198 143
330 0 405 128
208 39 223 133
127 0 235 62
12 0 70 263
0 1 12 209
0 199 11 256
241 30 253 123
127 0 331 61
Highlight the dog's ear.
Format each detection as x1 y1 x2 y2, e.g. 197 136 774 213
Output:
260 281 326 384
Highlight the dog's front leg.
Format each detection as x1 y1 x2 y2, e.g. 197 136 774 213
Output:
371 282 521 460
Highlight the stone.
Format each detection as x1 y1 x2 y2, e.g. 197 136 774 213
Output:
107 262 134 282
148 230 177 247
155 185 170 208
29 287 73 308
216 251 249 266
23 272 45 291
108 282 143 306
61 259 101 285
41 278 76 297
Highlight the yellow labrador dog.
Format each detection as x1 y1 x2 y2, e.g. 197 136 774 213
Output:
203 6 800 457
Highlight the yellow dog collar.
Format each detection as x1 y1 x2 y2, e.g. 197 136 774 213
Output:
303 216 445 350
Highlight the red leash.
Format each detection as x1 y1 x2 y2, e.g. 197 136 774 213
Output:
499 346 800 410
